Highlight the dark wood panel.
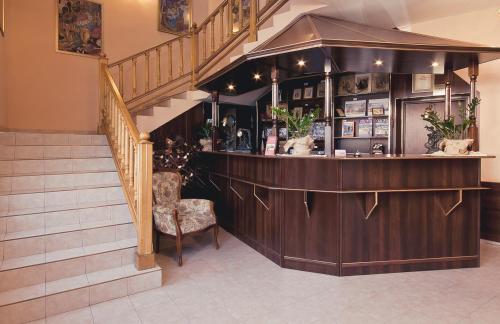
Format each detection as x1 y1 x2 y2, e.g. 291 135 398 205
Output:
283 191 340 275
341 159 480 190
341 191 480 275
481 182 500 242
228 155 281 187
281 159 341 191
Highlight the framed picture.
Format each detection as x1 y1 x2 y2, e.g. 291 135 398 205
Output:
317 81 325 98
342 121 355 138
292 107 303 119
371 73 389 93
344 100 366 117
57 0 102 57
303 87 314 99
355 73 372 94
338 74 355 96
292 88 302 100
0 0 4 37
412 74 434 93
367 98 389 116
159 0 191 35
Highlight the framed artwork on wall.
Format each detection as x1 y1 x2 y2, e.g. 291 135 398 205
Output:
412 74 434 93
56 0 102 57
0 0 4 37
303 86 314 99
159 0 191 35
292 88 302 100
338 74 355 96
355 73 371 94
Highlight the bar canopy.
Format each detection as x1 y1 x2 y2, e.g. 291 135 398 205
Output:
197 14 500 95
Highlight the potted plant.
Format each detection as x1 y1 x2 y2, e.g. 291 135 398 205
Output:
272 106 320 155
197 120 213 152
421 98 480 155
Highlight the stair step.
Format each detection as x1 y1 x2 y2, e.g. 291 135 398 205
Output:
0 158 117 177
0 171 120 196
0 145 112 161
0 132 107 147
0 186 126 217
0 264 162 322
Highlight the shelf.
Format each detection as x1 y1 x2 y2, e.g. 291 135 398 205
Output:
335 115 389 120
334 91 389 98
334 136 388 140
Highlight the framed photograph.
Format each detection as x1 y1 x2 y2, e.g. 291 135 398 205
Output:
342 121 355 138
317 81 325 98
292 107 303 119
335 109 345 117
303 87 314 99
358 119 373 138
57 0 102 56
292 88 302 100
412 74 434 93
368 98 389 116
371 73 389 93
344 100 366 117
0 0 4 37
159 0 191 35
338 74 355 96
355 73 372 94
373 118 389 137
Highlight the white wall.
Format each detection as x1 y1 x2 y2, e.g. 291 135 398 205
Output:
409 7 500 182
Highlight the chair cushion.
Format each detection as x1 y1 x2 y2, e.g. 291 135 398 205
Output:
153 199 216 236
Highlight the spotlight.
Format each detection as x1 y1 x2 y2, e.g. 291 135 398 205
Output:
227 84 235 91
253 73 261 81
374 59 383 66
431 61 439 67
297 59 306 67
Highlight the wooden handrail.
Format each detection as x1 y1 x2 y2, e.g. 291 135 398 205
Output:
99 56 155 271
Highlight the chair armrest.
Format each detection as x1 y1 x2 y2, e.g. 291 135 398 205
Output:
178 199 214 214
153 204 180 236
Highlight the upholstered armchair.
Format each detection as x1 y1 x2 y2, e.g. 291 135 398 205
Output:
152 171 219 266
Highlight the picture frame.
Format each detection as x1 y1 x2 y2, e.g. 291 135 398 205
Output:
371 73 389 93
303 86 314 99
412 74 434 93
344 100 367 117
159 0 192 35
56 0 103 57
367 98 389 116
317 81 325 98
0 0 5 37
371 108 385 116
338 74 355 96
355 73 372 94
342 121 355 138
292 88 302 100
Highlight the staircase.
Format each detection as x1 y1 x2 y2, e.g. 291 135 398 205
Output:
126 0 328 134
0 132 162 324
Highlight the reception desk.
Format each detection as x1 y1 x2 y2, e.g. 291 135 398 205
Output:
201 152 491 276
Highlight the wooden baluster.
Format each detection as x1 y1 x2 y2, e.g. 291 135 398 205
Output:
227 0 233 37
118 64 124 96
168 43 173 82
191 24 199 87
203 25 207 61
156 47 161 87
124 129 130 178
249 0 257 42
210 16 215 55
132 57 137 98
179 37 184 77
135 133 154 270
115 103 120 147
118 116 123 160
145 52 150 92
238 0 243 30
128 135 134 188
110 101 116 140
219 6 225 47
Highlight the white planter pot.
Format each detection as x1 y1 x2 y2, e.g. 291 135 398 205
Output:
439 139 474 155
199 138 212 152
284 135 314 156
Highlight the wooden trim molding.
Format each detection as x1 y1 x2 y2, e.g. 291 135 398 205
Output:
481 182 500 242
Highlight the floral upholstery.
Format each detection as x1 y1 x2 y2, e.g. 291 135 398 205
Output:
152 172 216 236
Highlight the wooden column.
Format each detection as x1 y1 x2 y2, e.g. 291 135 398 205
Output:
271 65 279 137
468 60 479 151
324 59 333 157
444 67 453 119
191 24 199 88
211 91 220 151
248 0 258 42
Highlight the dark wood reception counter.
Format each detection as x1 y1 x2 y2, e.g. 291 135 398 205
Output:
201 152 492 276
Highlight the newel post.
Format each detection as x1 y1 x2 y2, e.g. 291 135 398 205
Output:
191 24 199 88
136 132 155 270
98 53 109 134
248 0 258 42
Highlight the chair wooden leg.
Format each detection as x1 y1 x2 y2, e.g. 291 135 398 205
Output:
176 234 183 266
214 225 220 250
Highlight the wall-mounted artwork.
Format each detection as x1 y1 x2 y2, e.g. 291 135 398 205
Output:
57 0 102 56
0 0 5 37
159 0 191 35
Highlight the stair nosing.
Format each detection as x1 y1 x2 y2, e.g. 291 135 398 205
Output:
0 181 122 197
1 201 128 219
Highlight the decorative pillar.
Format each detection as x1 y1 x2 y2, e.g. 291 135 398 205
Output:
324 59 333 157
211 91 219 151
468 60 479 151
444 67 453 119
271 65 279 137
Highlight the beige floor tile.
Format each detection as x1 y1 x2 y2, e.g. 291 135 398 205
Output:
89 279 128 305
46 287 90 317
90 296 136 323
45 307 93 324
0 297 46 324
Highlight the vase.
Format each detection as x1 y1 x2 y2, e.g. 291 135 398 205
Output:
283 135 314 156
467 117 479 152
439 138 474 155
199 138 212 152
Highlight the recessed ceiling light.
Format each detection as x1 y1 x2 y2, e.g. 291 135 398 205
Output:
374 59 383 66
297 59 306 67
227 84 235 91
431 61 439 67
253 73 261 81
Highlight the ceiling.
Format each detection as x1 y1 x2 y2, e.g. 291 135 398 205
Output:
312 0 499 29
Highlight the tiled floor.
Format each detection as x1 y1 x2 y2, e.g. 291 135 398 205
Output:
32 229 500 324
